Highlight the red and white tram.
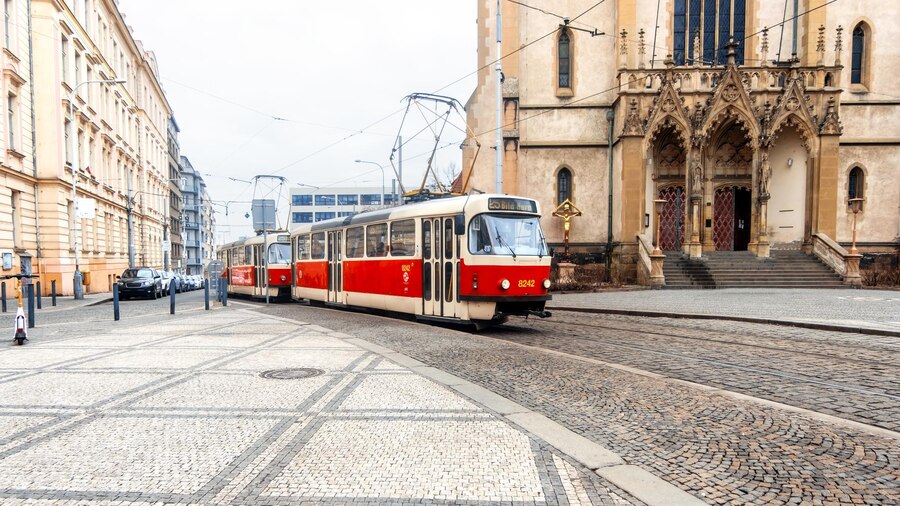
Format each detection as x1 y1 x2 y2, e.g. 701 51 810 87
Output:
290 194 552 327
218 232 293 299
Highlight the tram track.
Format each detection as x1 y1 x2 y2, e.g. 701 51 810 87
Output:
484 315 900 403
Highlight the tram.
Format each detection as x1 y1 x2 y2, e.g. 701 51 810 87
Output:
217 232 292 299
290 194 552 327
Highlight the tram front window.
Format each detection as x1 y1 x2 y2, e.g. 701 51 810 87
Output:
268 243 291 264
468 214 547 256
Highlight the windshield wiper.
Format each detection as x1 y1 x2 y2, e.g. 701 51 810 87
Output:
495 234 517 259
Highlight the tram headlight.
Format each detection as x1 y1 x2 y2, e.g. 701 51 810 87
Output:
280 275 287 282
500 279 511 290
543 279 551 289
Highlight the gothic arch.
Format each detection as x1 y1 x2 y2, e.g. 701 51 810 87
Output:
766 75 819 155
699 67 760 146
642 77 692 155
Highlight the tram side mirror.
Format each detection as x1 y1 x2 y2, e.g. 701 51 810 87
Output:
454 214 465 235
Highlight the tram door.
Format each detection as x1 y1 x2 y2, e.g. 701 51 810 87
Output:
327 231 342 303
254 245 264 296
421 217 456 318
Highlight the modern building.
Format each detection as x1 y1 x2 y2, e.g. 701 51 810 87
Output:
166 117 183 272
289 186 398 226
181 156 214 275
464 0 899 284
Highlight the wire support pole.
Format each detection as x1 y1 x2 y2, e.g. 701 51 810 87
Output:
495 0 503 194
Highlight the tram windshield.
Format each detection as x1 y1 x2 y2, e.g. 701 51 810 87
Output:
268 243 291 264
468 214 547 257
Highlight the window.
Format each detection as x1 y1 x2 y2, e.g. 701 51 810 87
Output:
337 194 358 205
4 0 11 48
61 37 68 82
74 52 81 88
848 167 864 209
360 194 381 206
68 200 75 249
673 0 745 65
11 190 19 247
346 227 364 258
383 194 396 205
7 94 14 151
64 119 72 164
292 212 313 223
337 211 355 218
291 194 312 206
558 30 571 89
314 212 335 221
390 220 415 256
366 223 387 257
851 24 867 85
314 194 335 206
310 232 326 259
296 234 310 260
557 168 572 204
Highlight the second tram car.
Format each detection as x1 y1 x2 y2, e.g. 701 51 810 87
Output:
290 194 552 327
218 233 292 299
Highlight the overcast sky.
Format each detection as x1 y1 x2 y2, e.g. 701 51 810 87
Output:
117 1 478 242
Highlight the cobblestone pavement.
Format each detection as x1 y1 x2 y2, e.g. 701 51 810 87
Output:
0 305 636 505
500 312 900 432
550 288 900 333
257 304 900 505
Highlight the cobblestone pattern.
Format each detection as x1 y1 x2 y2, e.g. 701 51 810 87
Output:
503 312 900 432
0 308 634 505
259 306 900 505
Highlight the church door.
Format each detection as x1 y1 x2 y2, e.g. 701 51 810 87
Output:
714 186 751 251
657 186 685 251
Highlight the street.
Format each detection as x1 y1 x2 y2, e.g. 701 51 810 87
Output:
0 293 896 505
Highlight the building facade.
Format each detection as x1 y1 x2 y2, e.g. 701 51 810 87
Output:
464 0 899 283
167 117 183 272
181 156 214 275
289 186 397 226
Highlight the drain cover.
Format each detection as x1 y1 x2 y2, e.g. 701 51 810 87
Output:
259 368 325 380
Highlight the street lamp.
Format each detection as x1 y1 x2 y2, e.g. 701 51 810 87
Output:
354 160 386 207
69 78 126 299
848 198 864 254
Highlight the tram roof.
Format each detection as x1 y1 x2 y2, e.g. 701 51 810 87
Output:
219 231 290 250
294 193 540 235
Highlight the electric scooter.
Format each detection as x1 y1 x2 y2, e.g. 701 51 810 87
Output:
0 273 38 345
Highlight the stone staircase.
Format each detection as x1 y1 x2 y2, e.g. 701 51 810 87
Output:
662 250 846 289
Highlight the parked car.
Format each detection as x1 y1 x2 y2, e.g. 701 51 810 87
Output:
159 270 172 295
167 271 182 294
117 267 162 299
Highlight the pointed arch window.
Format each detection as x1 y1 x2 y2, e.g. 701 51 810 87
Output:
673 0 745 66
848 167 864 209
558 30 571 89
557 168 572 204
851 24 867 85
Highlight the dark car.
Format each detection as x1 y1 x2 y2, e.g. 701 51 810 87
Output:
117 267 163 299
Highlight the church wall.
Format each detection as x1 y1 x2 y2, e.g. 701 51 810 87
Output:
837 145 900 244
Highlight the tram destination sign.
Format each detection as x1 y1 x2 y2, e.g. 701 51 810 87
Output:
488 198 538 213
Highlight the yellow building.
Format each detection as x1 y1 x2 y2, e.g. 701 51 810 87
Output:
464 0 899 285
19 0 171 295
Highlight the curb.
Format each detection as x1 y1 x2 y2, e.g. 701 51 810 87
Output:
85 297 114 307
547 306 900 338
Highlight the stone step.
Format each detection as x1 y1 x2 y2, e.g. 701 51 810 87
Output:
660 251 843 289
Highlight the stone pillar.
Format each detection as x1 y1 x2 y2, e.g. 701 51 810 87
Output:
757 194 771 258
619 136 646 245
816 135 841 237
689 196 702 258
844 254 862 286
650 252 666 288
557 262 576 285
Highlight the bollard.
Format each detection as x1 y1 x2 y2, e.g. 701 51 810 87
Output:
1 282 5 313
113 284 120 321
36 281 42 309
204 278 210 310
51 280 57 306
170 283 175 315
26 284 35 329
222 282 227 307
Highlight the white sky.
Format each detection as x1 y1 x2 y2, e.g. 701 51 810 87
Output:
117 1 478 242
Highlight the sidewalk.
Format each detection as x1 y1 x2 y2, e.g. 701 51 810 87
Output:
0 306 681 505
548 288 900 336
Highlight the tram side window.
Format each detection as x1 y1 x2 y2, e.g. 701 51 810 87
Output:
390 220 415 256
310 232 326 260
346 227 364 258
296 235 311 260
245 246 253 265
366 223 387 257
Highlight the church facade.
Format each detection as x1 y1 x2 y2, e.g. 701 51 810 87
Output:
463 0 898 284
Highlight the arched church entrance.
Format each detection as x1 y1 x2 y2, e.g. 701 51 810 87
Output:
658 186 685 251
713 186 752 251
